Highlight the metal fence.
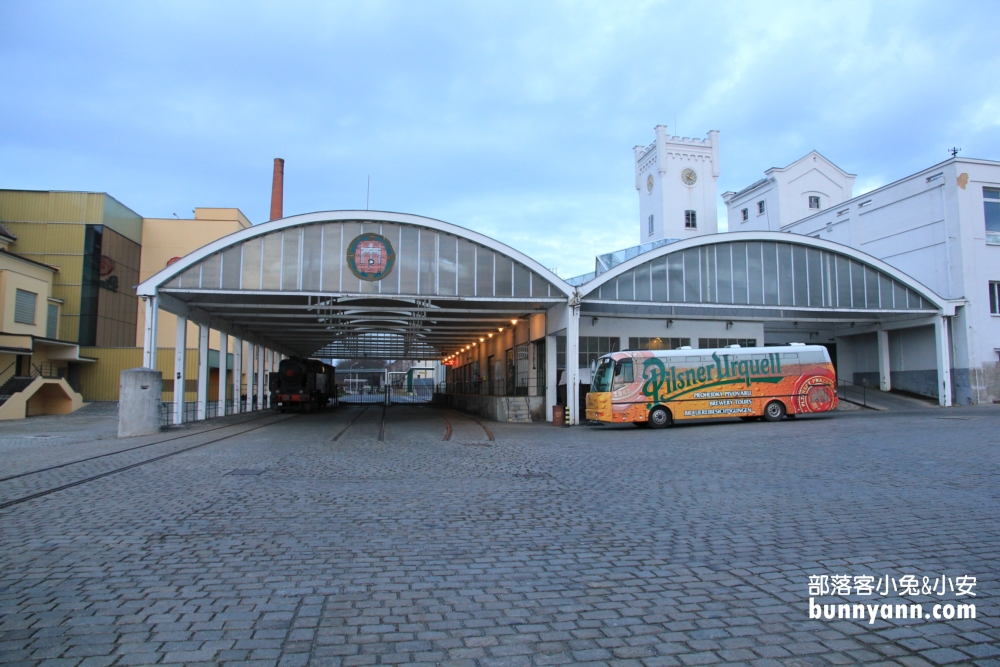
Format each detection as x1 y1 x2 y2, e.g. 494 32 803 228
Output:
436 380 538 397
157 398 274 426
388 384 432 404
837 378 869 408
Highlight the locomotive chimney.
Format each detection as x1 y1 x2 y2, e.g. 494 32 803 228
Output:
269 157 285 221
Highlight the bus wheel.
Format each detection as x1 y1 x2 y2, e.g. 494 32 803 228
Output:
763 400 786 422
648 407 671 429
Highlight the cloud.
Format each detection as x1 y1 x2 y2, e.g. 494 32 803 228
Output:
1 0 999 278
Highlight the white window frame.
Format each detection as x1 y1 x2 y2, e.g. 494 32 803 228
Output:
684 210 697 229
741 208 749 222
757 200 766 215
647 214 654 236
46 302 60 339
14 289 37 325
990 281 1000 315
809 195 821 209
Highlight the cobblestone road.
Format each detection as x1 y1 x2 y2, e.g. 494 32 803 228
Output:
1 404 998 667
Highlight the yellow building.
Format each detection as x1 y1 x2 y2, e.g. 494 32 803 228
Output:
136 208 251 349
0 223 86 419
0 189 143 347
0 190 255 407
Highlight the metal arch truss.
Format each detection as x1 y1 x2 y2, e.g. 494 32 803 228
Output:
160 290 558 360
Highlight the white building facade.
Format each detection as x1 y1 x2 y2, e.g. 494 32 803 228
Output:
727 154 1000 404
634 126 720 242
722 151 856 232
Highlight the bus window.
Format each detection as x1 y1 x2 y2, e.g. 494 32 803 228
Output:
612 360 633 390
592 358 614 392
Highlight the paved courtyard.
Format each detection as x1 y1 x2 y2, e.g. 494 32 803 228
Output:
1 403 999 667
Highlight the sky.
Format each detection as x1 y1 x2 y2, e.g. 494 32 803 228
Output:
2 1 999 278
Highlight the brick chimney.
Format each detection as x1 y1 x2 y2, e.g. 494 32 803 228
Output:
270 158 284 221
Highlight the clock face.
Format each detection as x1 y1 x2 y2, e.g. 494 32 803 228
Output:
681 168 697 186
646 174 654 193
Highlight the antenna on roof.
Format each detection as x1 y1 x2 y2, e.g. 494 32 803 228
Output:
949 147 961 157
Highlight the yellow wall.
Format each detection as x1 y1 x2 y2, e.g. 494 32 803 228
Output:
4 221 86 343
0 253 56 338
137 207 251 348
78 347 203 402
0 191 142 243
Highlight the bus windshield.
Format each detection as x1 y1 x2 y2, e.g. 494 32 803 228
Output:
592 357 614 392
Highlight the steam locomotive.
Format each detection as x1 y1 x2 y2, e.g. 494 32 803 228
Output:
269 357 336 412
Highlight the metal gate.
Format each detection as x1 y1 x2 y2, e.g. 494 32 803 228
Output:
387 368 434 404
338 371 388 405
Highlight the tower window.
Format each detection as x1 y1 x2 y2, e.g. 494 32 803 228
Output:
809 196 821 209
741 208 749 222
757 200 766 215
648 214 654 236
684 210 697 229
990 281 1000 315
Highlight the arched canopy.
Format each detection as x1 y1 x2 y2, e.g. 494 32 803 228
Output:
580 231 949 315
139 211 571 359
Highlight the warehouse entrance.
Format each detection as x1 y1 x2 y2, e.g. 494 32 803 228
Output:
136 211 573 425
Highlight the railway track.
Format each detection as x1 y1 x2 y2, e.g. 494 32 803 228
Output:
440 409 494 442
0 411 277 484
328 404 495 443
0 413 295 510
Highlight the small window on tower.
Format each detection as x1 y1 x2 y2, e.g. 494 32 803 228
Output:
684 210 697 229
809 195 821 209
648 214 654 236
741 208 749 222
757 200 766 215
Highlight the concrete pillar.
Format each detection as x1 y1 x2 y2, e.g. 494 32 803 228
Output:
257 346 266 409
197 325 209 420
877 329 891 392
218 332 228 416
545 333 557 422
566 305 580 425
232 337 242 413
935 316 953 407
173 315 187 425
119 368 162 437
141 296 159 369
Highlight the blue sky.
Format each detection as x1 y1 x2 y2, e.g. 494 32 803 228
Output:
2 1 998 277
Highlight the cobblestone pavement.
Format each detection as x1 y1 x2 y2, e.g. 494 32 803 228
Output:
1 404 999 667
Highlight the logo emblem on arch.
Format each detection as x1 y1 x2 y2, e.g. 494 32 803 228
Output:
346 233 396 281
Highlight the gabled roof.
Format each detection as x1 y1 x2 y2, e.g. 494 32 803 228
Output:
765 150 856 179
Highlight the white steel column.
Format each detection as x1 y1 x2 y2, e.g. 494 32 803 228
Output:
173 315 187 425
566 305 580 425
257 347 266 409
545 333 557 422
197 325 209 420
232 337 242 413
935 316 953 407
218 332 228 416
877 329 891 392
142 296 159 369
246 343 255 411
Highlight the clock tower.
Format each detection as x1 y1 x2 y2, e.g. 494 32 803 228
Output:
634 125 719 242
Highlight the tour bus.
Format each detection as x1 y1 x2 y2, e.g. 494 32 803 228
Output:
585 343 837 427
